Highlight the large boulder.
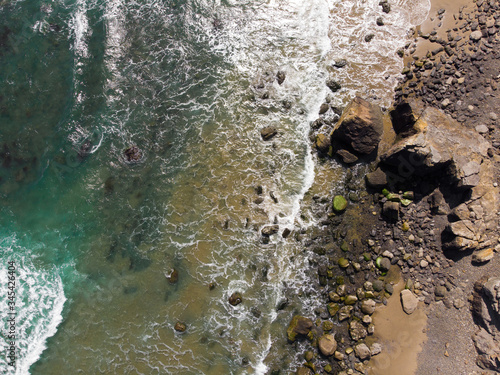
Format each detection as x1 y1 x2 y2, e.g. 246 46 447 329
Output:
331 97 383 155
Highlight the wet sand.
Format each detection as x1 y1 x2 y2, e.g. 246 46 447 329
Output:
367 269 427 375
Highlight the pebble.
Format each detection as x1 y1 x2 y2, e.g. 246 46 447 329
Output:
421 260 429 268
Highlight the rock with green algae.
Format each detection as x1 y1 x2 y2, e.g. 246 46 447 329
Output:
287 315 313 342
338 257 349 268
333 195 348 213
327 303 340 317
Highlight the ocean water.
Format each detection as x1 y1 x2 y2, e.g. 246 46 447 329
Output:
0 0 430 374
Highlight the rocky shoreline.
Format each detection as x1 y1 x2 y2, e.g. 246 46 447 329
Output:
280 1 500 374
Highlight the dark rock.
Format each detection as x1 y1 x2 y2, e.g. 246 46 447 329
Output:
333 59 348 68
166 269 179 284
277 71 286 85
319 103 330 114
376 17 384 26
124 146 142 162
331 96 383 155
228 292 243 306
380 1 391 13
365 33 375 42
261 225 279 236
261 127 278 141
326 79 342 92
382 201 399 221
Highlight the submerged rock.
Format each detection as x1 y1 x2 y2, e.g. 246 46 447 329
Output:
276 71 286 85
124 146 142 162
336 149 358 164
261 225 279 236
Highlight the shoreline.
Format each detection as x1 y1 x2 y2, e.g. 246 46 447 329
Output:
284 0 500 373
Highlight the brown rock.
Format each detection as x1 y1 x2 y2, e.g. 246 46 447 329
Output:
315 133 331 154
261 127 278 141
336 149 358 164
174 321 186 332
331 96 383 155
365 168 387 189
228 292 243 306
318 334 337 356
472 248 494 263
287 315 313 342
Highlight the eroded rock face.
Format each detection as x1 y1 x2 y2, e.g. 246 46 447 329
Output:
331 96 383 155
472 277 500 371
381 104 489 189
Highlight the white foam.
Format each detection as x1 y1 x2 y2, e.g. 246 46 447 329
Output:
0 238 66 375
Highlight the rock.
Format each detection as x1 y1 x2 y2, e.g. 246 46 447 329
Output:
336 149 358 164
318 334 338 356
376 16 384 26
381 102 490 189
326 79 341 92
333 195 348 213
476 125 489 134
380 1 391 13
316 134 331 154
361 299 376 315
296 367 312 375
472 328 500 371
124 146 142 162
401 289 419 314
370 343 382 356
261 225 279 236
376 256 391 273
373 280 384 292
382 201 399 221
166 269 179 284
355 343 371 360
174 321 186 332
228 292 243 306
282 228 291 238
338 305 353 321
287 315 314 342
261 127 278 141
350 320 368 341
319 103 330 114
470 30 483 41
365 33 375 42
435 286 447 299
472 248 494 263
345 295 358 305
366 168 387 189
331 97 383 155
276 71 286 85
338 257 349 268
389 99 426 135
333 59 348 68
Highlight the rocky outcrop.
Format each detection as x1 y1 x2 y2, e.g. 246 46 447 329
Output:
381 103 489 188
472 277 500 371
331 97 383 155
381 100 498 253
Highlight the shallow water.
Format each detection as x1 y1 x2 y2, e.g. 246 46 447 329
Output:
0 0 430 373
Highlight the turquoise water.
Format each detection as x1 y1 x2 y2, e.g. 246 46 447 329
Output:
0 0 429 374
